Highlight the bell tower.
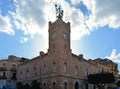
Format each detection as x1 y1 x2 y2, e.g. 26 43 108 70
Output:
48 4 71 57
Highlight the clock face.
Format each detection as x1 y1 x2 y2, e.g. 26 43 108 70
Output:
52 33 56 40
63 33 67 40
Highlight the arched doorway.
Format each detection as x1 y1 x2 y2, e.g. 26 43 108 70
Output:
75 82 79 89
53 82 56 89
85 83 88 89
64 82 67 89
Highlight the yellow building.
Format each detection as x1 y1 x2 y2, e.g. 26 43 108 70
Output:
0 55 28 89
91 58 119 77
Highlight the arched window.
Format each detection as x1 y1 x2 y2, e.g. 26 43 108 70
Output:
20 71 22 79
26 69 29 78
53 62 56 73
53 82 56 89
64 82 67 89
34 67 37 76
64 63 67 73
43 65 47 75
84 69 89 77
102 68 104 72
74 66 78 76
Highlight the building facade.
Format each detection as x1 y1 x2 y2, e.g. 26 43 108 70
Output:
16 11 119 89
0 55 28 89
91 58 119 79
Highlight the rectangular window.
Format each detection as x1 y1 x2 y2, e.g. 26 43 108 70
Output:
3 72 6 77
20 71 22 79
53 63 56 73
3 63 6 67
64 63 67 73
43 65 47 75
84 70 89 78
75 66 78 76
26 70 29 78
34 67 37 76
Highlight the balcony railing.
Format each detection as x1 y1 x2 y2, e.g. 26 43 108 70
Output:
10 67 17 72
0 67 7 71
11 77 17 80
0 76 7 80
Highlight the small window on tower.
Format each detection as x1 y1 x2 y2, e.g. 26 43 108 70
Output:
63 33 67 40
64 44 66 49
52 33 56 40
53 44 55 49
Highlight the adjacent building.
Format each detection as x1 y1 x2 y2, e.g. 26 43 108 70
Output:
0 55 28 89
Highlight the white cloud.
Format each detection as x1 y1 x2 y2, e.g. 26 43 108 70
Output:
11 0 91 41
0 15 15 35
89 0 120 28
71 0 80 5
13 0 46 36
71 0 92 10
8 0 120 56
20 37 28 43
1 0 120 59
1 0 120 42
46 0 91 40
106 49 120 63
81 0 92 10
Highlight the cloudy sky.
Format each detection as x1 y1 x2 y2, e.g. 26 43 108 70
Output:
0 0 120 70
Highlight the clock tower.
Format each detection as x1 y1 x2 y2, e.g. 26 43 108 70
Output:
48 4 71 58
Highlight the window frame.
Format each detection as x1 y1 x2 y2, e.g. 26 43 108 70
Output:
53 62 56 73
74 66 78 76
64 63 67 73
43 65 47 75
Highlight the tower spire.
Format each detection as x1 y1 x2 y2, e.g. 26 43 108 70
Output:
55 4 64 19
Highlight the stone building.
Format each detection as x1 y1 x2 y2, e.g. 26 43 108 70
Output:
17 7 119 89
91 58 119 78
0 55 28 89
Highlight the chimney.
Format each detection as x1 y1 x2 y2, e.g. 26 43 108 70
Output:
40 51 44 57
79 54 83 59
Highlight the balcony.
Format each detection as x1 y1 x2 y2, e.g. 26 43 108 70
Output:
11 77 17 80
0 76 7 80
10 67 17 72
0 67 7 71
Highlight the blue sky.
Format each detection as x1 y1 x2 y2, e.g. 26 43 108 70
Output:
0 0 120 71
